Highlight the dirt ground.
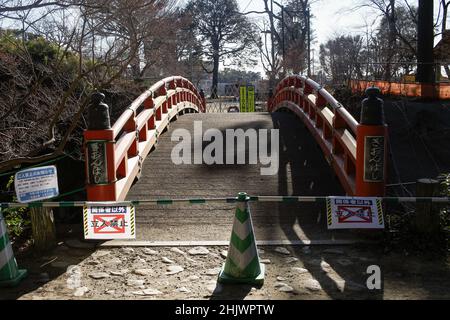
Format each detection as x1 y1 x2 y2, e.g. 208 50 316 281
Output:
1 240 449 300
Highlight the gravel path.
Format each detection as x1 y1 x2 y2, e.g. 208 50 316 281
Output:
2 241 450 300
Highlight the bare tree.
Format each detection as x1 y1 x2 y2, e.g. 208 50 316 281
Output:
319 35 364 86
351 0 420 81
244 0 313 87
186 0 257 98
0 0 177 171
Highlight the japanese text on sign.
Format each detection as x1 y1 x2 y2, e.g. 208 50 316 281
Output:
83 204 136 240
14 166 59 203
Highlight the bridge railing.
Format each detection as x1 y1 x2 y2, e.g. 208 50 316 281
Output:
268 75 388 197
83 76 205 201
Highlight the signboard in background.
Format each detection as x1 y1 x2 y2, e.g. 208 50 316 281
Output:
239 86 247 113
14 165 59 203
83 204 136 240
247 85 255 112
326 197 384 229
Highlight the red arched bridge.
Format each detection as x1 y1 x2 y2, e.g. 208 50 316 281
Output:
83 75 388 242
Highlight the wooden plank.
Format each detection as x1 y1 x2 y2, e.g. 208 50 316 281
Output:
136 109 154 131
114 132 136 170
116 156 140 201
321 107 334 126
336 129 357 161
153 96 167 109
112 109 134 139
138 135 157 161
306 94 317 105
332 156 356 195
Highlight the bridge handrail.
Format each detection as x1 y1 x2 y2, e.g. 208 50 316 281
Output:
269 75 388 197
111 76 205 140
273 75 358 133
84 76 205 201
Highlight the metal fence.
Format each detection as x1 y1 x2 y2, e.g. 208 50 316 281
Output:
204 98 268 113
204 92 270 113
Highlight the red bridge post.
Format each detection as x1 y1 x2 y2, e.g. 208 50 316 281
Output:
84 92 117 201
356 87 388 197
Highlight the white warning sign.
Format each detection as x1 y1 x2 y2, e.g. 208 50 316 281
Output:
15 165 59 203
327 197 384 229
83 204 136 240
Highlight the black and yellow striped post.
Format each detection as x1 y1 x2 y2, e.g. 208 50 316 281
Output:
130 206 135 238
376 199 384 226
326 199 333 228
218 192 265 285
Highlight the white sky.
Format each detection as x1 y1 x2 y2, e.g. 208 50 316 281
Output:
235 0 448 75
239 0 377 47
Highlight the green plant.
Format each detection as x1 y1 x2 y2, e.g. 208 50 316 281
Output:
440 173 450 195
438 173 450 233
1 175 31 239
3 207 30 238
25 36 58 64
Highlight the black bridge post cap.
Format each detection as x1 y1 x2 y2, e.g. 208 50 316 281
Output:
360 86 384 126
88 91 111 130
91 92 106 104
365 86 381 98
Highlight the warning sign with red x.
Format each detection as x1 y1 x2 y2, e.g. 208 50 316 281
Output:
92 215 127 234
337 206 373 223
83 204 135 239
327 197 384 229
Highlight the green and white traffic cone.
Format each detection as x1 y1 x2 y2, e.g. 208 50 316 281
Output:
218 192 265 285
0 210 27 287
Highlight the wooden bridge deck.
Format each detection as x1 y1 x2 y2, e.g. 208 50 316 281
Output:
126 112 357 242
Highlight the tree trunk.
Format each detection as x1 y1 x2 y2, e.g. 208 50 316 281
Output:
417 0 435 83
442 1 448 32
268 73 276 91
129 32 141 80
211 49 220 99
30 208 56 252
384 0 396 81
130 50 141 80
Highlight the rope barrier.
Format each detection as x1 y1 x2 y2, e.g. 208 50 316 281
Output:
1 196 449 208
